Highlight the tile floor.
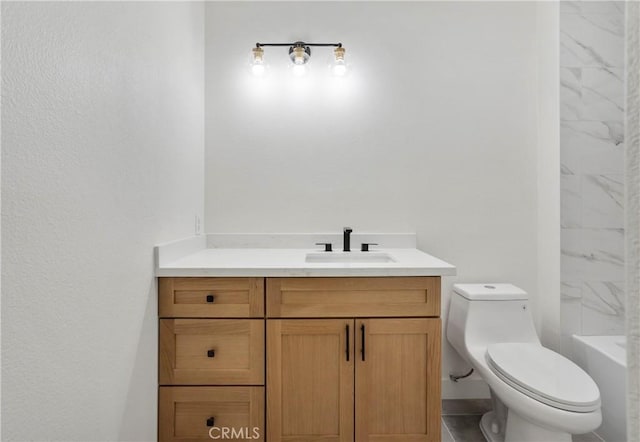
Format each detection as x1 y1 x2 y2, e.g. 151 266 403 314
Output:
441 399 605 442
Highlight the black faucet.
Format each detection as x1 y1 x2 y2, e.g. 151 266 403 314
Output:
343 227 353 252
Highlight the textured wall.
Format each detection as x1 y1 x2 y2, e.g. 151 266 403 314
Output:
204 1 553 398
1 2 204 440
559 1 626 356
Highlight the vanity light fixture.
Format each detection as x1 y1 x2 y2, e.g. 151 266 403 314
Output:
250 41 347 77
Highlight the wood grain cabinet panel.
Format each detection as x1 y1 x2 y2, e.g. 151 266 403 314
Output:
159 278 264 318
266 277 440 318
355 318 441 442
158 276 442 442
267 319 354 442
160 319 264 385
159 386 264 442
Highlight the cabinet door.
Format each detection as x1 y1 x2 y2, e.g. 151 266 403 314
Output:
355 318 441 442
267 319 354 442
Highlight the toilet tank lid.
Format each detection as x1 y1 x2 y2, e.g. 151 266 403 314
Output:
453 283 528 300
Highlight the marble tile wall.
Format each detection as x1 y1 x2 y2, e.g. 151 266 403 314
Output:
560 1 626 358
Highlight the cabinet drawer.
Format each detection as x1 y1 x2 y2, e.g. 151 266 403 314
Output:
160 319 264 385
267 277 440 318
159 278 264 318
159 386 264 442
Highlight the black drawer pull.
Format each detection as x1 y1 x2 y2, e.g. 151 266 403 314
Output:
207 349 216 358
206 294 215 303
206 417 215 427
361 324 366 361
346 324 350 361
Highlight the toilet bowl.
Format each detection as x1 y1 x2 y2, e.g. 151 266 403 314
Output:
446 283 602 442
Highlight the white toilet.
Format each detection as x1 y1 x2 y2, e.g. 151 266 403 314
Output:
446 283 602 442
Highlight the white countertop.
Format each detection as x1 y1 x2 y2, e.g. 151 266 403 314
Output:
155 234 457 277
157 247 456 277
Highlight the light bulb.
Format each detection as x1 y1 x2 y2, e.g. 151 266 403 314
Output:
251 63 266 76
294 50 306 65
332 61 347 77
289 44 311 68
329 46 348 77
291 64 308 77
249 47 266 77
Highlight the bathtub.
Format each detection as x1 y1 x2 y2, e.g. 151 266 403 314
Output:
572 335 627 442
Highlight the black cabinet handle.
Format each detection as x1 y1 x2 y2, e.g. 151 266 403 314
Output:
207 349 216 358
206 417 215 427
206 294 215 303
346 324 350 361
361 323 366 361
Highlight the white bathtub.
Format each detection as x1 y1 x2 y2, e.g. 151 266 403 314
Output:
573 335 627 442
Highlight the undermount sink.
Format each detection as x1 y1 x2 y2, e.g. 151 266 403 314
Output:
305 252 396 263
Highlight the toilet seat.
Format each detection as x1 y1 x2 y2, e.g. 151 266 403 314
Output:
487 343 600 413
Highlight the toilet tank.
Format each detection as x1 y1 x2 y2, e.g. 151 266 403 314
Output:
446 284 540 363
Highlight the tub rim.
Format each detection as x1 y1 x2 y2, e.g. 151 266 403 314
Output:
572 334 627 368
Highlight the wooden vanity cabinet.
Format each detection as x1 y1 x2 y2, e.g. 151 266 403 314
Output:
266 277 441 442
158 276 441 442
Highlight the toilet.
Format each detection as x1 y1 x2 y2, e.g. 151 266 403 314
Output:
446 283 602 442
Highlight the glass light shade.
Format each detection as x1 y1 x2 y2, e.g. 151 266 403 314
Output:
329 47 348 77
289 46 310 65
249 47 266 77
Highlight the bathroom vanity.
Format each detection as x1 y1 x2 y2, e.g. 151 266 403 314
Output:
155 234 456 442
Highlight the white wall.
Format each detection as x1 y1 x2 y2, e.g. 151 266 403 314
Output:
536 2 561 350
205 1 550 398
1 2 204 440
1 2 4 435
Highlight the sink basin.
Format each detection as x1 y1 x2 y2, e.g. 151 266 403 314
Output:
305 252 396 263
